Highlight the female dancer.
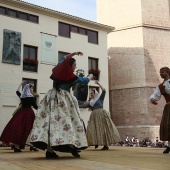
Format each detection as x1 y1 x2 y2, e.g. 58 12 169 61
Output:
0 83 38 152
10 81 38 151
83 81 121 150
30 52 93 158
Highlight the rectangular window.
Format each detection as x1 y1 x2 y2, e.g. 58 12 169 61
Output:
71 26 78 33
58 51 69 63
88 57 98 70
59 22 70 37
0 6 6 14
19 12 28 20
87 30 98 44
7 9 17 17
24 46 29 59
79 28 86 35
23 45 38 72
0 6 38 23
23 45 37 59
58 22 98 44
29 14 38 23
88 57 99 80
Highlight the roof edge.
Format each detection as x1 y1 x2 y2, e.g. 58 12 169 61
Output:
1 0 115 33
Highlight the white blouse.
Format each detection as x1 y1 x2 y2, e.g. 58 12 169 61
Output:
149 79 170 102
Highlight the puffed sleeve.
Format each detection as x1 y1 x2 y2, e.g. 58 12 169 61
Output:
74 77 90 84
149 86 161 102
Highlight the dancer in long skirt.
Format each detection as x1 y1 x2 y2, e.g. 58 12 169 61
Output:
30 52 93 158
149 67 170 154
0 83 38 152
10 81 38 151
83 81 121 150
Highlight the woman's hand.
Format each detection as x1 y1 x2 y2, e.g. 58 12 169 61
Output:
21 80 25 85
83 102 88 108
75 52 83 56
88 74 93 80
66 52 83 59
151 98 158 105
95 81 104 90
18 80 25 91
82 103 86 108
95 81 99 85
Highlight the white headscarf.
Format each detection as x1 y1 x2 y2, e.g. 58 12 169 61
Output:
90 90 100 107
20 84 33 98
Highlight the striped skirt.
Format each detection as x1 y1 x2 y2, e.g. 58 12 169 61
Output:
86 108 121 146
160 103 170 141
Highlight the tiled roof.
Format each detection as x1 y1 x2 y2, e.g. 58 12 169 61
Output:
6 0 114 33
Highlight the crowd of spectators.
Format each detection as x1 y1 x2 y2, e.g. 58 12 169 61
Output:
1 135 166 148
117 136 166 148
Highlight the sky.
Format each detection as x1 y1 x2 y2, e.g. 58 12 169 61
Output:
22 0 96 21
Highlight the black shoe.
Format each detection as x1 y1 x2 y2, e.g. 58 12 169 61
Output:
101 146 109 150
163 146 170 154
46 151 59 158
11 146 15 150
30 146 39 151
95 145 98 149
14 147 22 152
71 151 80 158
19 146 25 149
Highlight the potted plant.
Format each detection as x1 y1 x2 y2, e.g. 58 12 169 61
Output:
23 58 38 65
88 68 100 80
23 58 38 72
88 68 101 75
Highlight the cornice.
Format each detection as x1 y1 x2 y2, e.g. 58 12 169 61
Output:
113 23 170 32
0 0 114 33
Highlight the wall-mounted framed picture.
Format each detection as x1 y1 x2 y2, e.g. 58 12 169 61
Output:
2 29 21 65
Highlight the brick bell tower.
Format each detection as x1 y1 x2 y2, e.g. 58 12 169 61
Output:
97 0 170 141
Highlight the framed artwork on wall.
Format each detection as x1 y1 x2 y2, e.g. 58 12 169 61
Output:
2 29 21 65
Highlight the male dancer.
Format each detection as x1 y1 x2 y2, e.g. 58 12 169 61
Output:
149 67 170 153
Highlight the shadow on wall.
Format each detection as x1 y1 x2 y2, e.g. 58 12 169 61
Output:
107 47 165 141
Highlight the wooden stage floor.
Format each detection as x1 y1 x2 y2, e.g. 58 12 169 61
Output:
0 146 169 170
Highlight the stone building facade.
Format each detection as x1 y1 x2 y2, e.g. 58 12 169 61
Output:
97 0 170 141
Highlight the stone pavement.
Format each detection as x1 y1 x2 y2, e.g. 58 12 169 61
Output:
0 146 170 170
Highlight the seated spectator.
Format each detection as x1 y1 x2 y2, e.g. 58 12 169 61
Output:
135 138 139 147
155 137 159 147
125 136 129 143
155 137 165 148
132 136 136 145
124 135 131 146
141 137 151 147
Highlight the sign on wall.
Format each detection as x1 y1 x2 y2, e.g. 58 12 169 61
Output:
41 33 56 64
2 29 21 65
